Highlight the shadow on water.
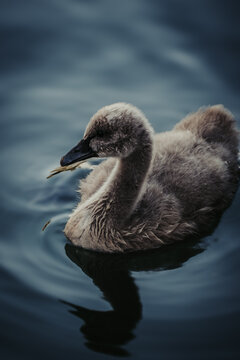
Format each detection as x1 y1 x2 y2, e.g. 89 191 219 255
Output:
61 240 205 357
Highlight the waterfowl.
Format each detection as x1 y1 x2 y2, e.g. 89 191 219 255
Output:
61 103 239 253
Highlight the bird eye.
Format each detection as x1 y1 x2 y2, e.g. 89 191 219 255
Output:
96 129 111 138
97 131 104 138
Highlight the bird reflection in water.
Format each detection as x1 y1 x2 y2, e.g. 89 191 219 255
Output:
61 240 205 356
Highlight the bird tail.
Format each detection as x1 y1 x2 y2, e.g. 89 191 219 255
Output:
174 105 239 154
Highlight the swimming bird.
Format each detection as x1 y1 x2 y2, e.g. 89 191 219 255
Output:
60 103 239 253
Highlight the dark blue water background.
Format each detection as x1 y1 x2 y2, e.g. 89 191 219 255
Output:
1 0 240 359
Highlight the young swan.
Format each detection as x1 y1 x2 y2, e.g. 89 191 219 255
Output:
61 103 239 253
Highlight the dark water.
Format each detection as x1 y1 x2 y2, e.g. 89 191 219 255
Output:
1 0 240 359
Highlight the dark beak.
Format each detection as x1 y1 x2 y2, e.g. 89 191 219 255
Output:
60 138 97 166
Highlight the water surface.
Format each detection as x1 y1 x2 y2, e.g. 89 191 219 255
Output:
1 1 240 359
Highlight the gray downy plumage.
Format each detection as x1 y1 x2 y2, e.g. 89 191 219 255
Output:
61 103 239 253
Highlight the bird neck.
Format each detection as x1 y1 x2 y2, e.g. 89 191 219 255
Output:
97 135 153 226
